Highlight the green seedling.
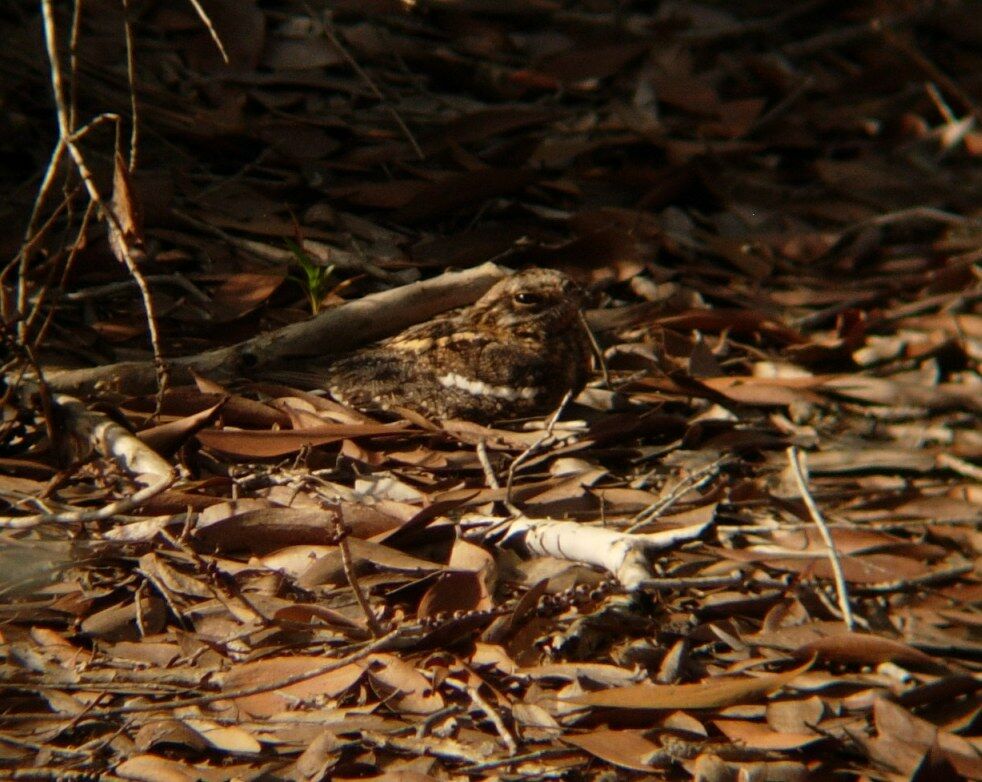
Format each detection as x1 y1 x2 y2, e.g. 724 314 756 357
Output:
286 239 334 315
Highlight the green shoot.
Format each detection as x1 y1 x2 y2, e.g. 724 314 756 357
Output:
286 238 334 315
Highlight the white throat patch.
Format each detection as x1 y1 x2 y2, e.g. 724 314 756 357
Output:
437 372 538 401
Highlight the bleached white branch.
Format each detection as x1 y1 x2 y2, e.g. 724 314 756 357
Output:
53 393 172 478
0 388 174 529
482 517 712 590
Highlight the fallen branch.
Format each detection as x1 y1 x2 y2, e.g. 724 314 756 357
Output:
0 389 174 529
44 263 507 398
483 517 712 590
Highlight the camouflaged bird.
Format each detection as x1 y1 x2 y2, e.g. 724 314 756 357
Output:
325 268 592 423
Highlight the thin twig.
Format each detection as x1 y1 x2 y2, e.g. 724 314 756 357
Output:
578 309 610 388
810 582 870 630
925 81 956 125
0 735 90 760
475 438 500 490
333 503 386 638
444 677 518 755
40 1 167 399
121 0 140 170
0 630 405 721
26 198 96 344
133 581 148 638
184 0 230 63
786 446 855 631
881 27 982 123
627 455 732 532
6 139 66 336
504 390 575 505
414 704 463 738
638 574 744 592
0 471 175 530
52 273 212 303
936 452 982 482
478 436 526 519
852 562 973 594
8 111 124 340
303 3 424 159
746 76 815 135
460 747 582 774
68 0 82 132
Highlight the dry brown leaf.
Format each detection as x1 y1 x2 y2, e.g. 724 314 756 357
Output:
221 657 365 718
107 151 145 264
418 571 488 619
116 754 215 782
196 422 412 457
194 504 403 552
793 633 949 672
297 538 444 589
137 397 227 457
80 597 167 642
562 727 661 772
367 653 445 715
208 271 286 322
712 718 824 750
567 658 813 709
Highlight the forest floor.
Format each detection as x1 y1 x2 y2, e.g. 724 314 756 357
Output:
0 1 980 780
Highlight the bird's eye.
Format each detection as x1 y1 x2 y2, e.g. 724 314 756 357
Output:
514 292 545 306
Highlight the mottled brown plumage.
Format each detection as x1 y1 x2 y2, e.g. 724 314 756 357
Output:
325 268 591 423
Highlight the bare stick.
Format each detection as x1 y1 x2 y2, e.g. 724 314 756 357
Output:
28 200 97 347
627 455 732 532
577 310 610 387
0 382 175 529
504 390 575 504
53 273 211 303
786 446 855 631
45 262 507 397
40 1 166 397
41 2 111 231
637 574 744 592
486 515 711 590
936 452 982 482
68 0 82 131
0 630 404 721
6 139 67 335
881 27 981 123
444 677 518 755
306 4 424 159
121 0 140 170
0 471 174 530
478 437 524 519
476 439 500 490
332 503 386 638
184 0 230 63
461 747 581 774
17 113 132 340
853 562 973 594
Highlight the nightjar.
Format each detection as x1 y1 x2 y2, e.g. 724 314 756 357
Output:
325 268 592 423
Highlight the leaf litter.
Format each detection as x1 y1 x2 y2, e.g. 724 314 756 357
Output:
1 0 980 780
